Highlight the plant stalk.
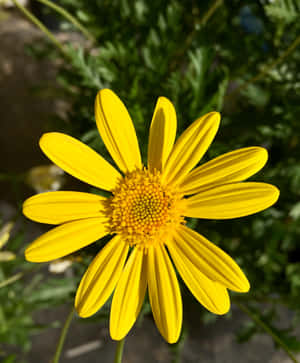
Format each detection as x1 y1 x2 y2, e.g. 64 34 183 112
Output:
198 0 223 27
114 338 125 363
52 306 75 363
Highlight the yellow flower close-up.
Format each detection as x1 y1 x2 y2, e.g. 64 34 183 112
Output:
23 89 279 344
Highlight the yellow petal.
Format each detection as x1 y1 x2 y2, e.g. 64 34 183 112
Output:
147 244 182 343
167 239 229 314
110 248 147 340
172 225 249 292
23 191 107 225
75 236 128 318
185 182 279 219
95 89 142 173
162 112 220 186
148 97 177 173
25 217 108 262
180 147 268 195
39 132 121 191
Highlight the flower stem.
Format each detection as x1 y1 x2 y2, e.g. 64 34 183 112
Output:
114 338 125 363
198 0 223 27
236 301 299 363
11 0 67 57
34 0 95 43
52 306 75 363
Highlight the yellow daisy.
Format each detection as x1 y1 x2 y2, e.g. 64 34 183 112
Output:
23 89 279 343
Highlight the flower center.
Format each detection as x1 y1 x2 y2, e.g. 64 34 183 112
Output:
107 169 184 248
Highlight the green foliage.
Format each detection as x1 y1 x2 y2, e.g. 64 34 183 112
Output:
0 227 80 359
265 0 300 25
2 0 300 361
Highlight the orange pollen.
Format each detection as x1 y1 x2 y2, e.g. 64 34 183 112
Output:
107 169 184 248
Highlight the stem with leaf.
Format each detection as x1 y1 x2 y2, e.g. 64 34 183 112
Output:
236 301 299 363
228 33 300 100
12 0 67 56
34 0 95 43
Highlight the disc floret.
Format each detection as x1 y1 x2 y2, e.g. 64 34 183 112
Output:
107 169 184 248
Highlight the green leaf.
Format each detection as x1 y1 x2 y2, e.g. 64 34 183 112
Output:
289 202 300 220
2 354 17 363
242 84 270 108
265 0 300 24
27 278 76 303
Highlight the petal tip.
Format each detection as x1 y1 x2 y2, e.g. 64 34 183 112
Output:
206 111 221 124
99 88 113 95
235 275 250 293
39 131 54 144
241 279 251 293
39 132 61 153
22 199 30 219
38 133 48 150
96 88 117 103
267 184 280 205
273 185 280 199
258 146 268 160
109 325 126 341
24 246 39 263
157 95 173 106
95 89 114 112
22 196 36 220
165 332 180 344
74 296 93 318
200 111 221 134
252 146 268 168
215 300 231 315
25 244 50 263
75 306 90 318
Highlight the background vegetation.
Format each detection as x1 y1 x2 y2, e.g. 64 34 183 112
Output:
1 0 300 362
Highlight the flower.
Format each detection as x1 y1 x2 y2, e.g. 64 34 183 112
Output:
23 89 279 343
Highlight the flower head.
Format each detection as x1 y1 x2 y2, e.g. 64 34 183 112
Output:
23 89 279 343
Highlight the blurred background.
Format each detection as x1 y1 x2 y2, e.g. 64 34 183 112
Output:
0 0 300 362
